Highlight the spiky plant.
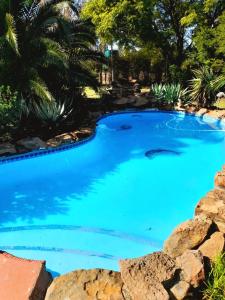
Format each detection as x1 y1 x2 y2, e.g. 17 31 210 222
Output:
151 83 182 107
31 97 74 128
188 67 220 107
0 0 103 106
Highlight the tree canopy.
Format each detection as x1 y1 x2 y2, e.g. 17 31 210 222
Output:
81 0 225 81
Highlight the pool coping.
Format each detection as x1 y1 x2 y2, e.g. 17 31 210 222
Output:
0 109 224 165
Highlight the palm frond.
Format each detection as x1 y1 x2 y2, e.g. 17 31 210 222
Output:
5 13 20 55
211 75 225 91
29 78 54 102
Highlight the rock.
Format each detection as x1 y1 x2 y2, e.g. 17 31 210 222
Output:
0 251 52 300
0 143 17 156
45 269 129 300
119 252 177 300
195 189 225 232
198 231 225 261
205 110 225 120
132 97 149 107
170 281 190 300
164 216 212 258
75 128 93 139
17 137 46 151
113 98 136 105
186 106 198 113
47 133 77 147
216 92 225 99
215 168 225 189
196 108 208 116
176 250 205 288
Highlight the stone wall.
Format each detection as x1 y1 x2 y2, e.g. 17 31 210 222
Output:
44 166 225 300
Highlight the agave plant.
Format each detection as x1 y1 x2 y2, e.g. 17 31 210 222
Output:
188 67 223 107
151 83 182 107
0 0 103 106
31 97 74 128
163 84 181 105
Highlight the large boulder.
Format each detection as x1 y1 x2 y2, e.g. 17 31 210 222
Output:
0 143 17 156
195 189 225 233
176 250 205 288
215 168 225 189
164 216 212 257
196 108 208 116
0 251 52 300
17 137 46 151
45 269 129 300
119 252 177 300
198 231 225 261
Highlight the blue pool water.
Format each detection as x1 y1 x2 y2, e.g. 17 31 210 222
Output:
0 111 225 275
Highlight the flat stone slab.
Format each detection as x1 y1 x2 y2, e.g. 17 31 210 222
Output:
0 251 52 300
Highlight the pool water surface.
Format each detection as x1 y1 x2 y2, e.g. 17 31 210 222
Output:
0 111 224 275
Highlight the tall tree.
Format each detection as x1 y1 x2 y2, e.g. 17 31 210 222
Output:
181 0 225 72
81 0 155 47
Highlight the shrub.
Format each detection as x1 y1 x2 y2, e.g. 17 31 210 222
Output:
28 98 74 130
0 85 21 129
151 83 183 107
188 67 225 107
203 253 225 300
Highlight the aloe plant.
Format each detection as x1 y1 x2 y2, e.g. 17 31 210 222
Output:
151 83 182 107
30 98 74 128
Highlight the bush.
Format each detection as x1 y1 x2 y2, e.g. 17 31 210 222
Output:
151 83 183 107
0 86 21 130
203 253 225 300
188 67 225 108
28 98 75 130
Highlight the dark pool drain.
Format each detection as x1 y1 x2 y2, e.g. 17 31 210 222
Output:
145 149 181 159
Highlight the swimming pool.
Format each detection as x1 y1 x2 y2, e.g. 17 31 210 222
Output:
0 111 225 276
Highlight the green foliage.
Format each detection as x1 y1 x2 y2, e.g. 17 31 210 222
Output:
203 253 225 300
0 0 102 106
81 0 225 83
0 85 21 128
81 0 154 46
188 67 223 107
151 83 182 107
214 11 225 56
30 98 74 129
214 98 225 109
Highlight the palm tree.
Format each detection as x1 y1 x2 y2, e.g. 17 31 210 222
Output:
0 0 103 106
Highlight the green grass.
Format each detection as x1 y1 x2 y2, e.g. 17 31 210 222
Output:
203 253 225 300
214 98 225 109
83 87 102 99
